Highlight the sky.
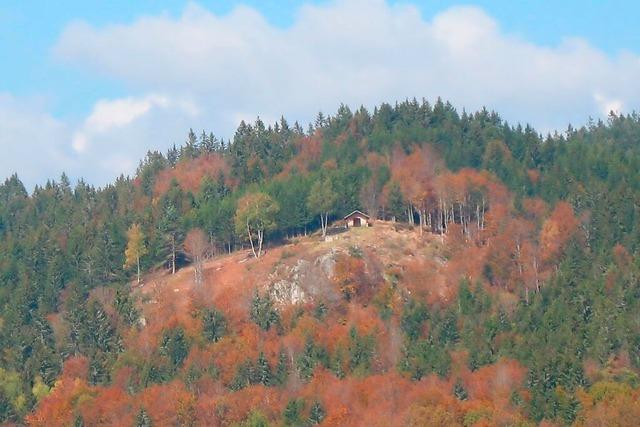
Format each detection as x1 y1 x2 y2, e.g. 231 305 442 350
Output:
1 0 640 189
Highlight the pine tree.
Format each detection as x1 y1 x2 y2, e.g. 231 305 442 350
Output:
275 349 289 385
183 128 199 159
135 408 152 427
202 308 226 342
250 291 280 331
386 181 405 222
114 288 139 326
256 352 272 386
308 401 325 425
160 327 190 370
282 399 304 426
158 203 183 274
454 379 468 400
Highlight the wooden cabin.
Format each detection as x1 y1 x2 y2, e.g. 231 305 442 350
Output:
343 210 372 228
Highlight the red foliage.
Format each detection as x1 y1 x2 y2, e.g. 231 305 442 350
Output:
333 254 373 302
79 386 133 426
153 154 231 196
27 357 92 426
278 134 322 177
391 145 440 213
540 201 579 265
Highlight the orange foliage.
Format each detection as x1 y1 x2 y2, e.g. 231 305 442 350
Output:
391 145 440 212
78 386 134 426
212 324 261 385
333 254 372 302
540 201 579 264
27 357 92 426
575 382 640 427
527 168 540 184
153 154 231 196
463 358 526 402
278 134 322 177
138 382 194 426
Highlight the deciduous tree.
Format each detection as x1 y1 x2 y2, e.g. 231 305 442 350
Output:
184 228 208 286
307 178 337 237
235 192 279 258
124 223 147 284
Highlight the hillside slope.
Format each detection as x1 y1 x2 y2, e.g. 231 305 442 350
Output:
29 216 640 426
31 224 535 426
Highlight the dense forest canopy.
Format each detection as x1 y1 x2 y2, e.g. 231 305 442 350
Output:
2 99 640 425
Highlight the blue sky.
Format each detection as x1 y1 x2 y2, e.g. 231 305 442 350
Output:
3 1 639 117
1 1 639 188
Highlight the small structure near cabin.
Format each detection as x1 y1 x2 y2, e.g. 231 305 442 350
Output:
343 210 372 228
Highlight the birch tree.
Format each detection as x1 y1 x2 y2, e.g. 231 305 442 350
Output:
235 192 279 258
184 228 208 285
307 178 337 237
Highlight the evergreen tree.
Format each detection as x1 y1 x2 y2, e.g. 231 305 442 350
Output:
135 408 152 427
157 203 183 274
202 308 227 342
386 181 405 221
308 401 326 425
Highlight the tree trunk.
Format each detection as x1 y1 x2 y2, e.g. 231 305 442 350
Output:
533 255 540 292
257 229 264 258
171 236 176 275
439 198 445 234
136 256 141 284
247 222 258 258
194 258 203 286
321 213 328 237
418 209 425 235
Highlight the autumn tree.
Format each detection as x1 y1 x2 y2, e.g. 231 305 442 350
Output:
184 228 208 285
235 192 279 258
124 223 147 284
392 146 440 234
539 201 579 265
307 177 338 237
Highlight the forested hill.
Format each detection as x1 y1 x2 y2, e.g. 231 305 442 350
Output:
2 99 640 425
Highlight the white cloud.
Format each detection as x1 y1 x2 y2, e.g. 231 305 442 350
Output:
2 0 640 187
72 93 198 155
0 94 72 188
594 93 624 116
68 93 201 182
85 95 169 133
0 92 200 189
52 0 640 133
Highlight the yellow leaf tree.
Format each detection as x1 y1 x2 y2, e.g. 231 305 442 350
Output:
124 223 147 284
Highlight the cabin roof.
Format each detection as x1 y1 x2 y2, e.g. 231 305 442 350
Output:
343 210 370 220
